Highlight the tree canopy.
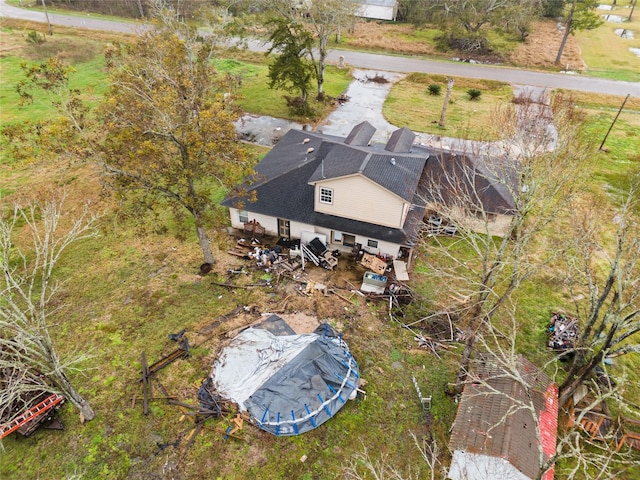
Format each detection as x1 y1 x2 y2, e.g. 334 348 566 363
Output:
99 4 250 264
555 0 603 65
260 0 358 100
265 18 315 114
401 0 544 47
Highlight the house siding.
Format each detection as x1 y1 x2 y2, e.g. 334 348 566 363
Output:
448 451 530 480
313 176 406 229
324 228 401 258
228 208 403 258
228 209 280 236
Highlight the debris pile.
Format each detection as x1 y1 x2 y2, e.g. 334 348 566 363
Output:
547 312 579 351
425 215 458 236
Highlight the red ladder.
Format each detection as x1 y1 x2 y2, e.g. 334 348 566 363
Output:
0 393 64 439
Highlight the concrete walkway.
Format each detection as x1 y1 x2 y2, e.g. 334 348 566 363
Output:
316 69 405 144
236 70 555 155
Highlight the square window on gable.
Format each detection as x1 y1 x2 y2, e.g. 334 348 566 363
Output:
320 187 333 204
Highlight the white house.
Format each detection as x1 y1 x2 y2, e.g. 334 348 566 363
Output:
222 122 516 265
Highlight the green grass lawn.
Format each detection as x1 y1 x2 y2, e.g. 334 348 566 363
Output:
215 56 353 123
1 19 639 480
0 27 353 129
576 2 640 82
384 73 513 141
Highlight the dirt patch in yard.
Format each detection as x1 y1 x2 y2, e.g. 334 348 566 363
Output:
348 21 438 55
507 20 587 70
350 19 587 70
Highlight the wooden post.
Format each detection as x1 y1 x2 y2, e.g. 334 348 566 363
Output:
439 78 454 128
630 0 637 21
41 0 52 36
141 352 150 415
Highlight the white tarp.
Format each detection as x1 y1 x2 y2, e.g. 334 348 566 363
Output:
210 322 360 436
212 328 317 409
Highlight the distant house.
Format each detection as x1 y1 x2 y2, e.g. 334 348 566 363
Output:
448 354 558 480
222 122 515 264
357 0 398 21
293 0 398 21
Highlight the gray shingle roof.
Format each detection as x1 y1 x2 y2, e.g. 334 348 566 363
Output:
222 126 516 245
222 128 428 245
422 151 516 215
344 121 376 146
385 127 415 153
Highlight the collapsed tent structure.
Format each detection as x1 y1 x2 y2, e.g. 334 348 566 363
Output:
208 316 360 436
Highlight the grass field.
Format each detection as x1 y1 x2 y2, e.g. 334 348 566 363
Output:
384 73 513 141
215 56 353 124
0 17 639 480
575 2 640 82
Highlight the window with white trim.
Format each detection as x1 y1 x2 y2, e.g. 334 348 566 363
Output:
320 187 333 204
238 210 249 224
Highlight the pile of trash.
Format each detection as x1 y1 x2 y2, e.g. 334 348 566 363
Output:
547 312 579 351
248 245 282 268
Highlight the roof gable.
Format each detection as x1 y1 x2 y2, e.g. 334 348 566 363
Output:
385 127 415 153
307 144 427 202
344 121 376 146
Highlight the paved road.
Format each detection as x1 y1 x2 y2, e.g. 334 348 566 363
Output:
2 0 639 98
327 50 640 98
0 0 140 33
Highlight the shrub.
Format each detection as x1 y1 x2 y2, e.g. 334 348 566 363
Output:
467 88 482 101
428 84 442 96
26 30 46 45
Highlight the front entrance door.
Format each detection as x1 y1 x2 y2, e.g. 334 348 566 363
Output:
278 219 290 239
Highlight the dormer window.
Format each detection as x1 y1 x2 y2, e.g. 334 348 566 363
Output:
320 187 333 204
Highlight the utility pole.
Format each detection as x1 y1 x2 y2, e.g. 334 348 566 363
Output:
41 0 52 35
599 94 630 151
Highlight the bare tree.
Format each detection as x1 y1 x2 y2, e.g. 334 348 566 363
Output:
0 195 98 423
557 178 640 406
470 317 638 480
421 94 593 392
343 434 444 480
